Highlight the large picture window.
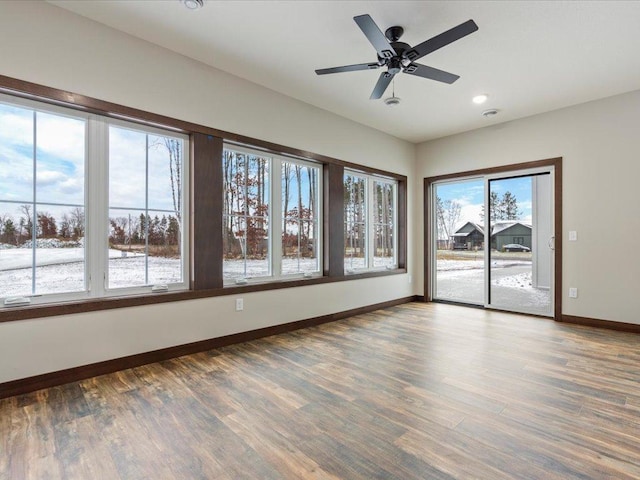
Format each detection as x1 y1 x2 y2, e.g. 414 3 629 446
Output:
108 124 187 290
0 78 407 317
0 98 87 303
344 170 397 273
222 145 321 283
0 93 188 307
281 160 320 276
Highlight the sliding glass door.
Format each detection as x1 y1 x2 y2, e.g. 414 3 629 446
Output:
486 173 553 316
431 167 555 317
432 178 485 305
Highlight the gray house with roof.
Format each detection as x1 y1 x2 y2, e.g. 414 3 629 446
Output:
451 222 484 250
490 221 532 250
451 221 532 251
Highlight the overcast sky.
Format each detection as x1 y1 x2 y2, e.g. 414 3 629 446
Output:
435 176 534 230
0 101 183 224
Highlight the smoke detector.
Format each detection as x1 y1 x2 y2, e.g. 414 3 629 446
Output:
384 96 401 106
482 108 499 117
181 0 204 10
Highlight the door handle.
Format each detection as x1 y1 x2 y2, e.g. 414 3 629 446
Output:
548 236 555 250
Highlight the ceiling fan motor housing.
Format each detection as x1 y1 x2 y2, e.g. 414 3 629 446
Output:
387 57 403 74
378 41 412 71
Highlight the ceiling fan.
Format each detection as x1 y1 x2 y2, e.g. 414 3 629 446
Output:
315 14 478 100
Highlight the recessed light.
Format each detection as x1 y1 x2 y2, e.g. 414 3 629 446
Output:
473 94 488 104
181 0 204 10
482 108 499 117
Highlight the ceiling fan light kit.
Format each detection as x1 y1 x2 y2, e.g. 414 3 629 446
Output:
315 13 478 100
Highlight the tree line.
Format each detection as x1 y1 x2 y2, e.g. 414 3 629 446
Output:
0 205 84 245
109 213 180 248
344 177 394 258
0 205 180 250
222 151 320 260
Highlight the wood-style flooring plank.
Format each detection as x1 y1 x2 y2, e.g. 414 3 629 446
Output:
2 302 640 479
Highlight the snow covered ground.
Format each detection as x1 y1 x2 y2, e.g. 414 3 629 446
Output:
435 258 552 315
222 258 320 280
2 245 546 314
1 247 390 296
0 247 142 271
0 249 324 295
0 253 182 296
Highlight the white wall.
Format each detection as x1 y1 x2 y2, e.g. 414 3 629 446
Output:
0 2 415 383
416 89 640 325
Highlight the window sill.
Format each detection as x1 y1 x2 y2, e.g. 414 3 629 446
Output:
0 268 406 323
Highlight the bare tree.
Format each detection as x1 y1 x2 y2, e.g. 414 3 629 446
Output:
306 167 318 256
70 207 85 239
19 204 33 242
436 197 462 249
149 137 182 224
164 138 182 223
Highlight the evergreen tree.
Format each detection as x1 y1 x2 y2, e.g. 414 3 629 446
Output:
166 215 180 246
480 191 520 222
502 191 520 220
2 218 16 245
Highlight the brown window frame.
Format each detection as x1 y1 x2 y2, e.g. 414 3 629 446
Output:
423 158 562 320
0 75 407 323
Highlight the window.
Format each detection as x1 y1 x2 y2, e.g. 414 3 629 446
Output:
344 170 397 273
0 93 188 307
373 179 396 268
222 145 321 283
0 97 87 303
108 123 187 291
0 78 408 318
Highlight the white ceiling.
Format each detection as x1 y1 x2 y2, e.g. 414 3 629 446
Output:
48 1 640 144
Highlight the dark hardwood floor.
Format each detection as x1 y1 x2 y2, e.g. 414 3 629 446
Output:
2 302 640 479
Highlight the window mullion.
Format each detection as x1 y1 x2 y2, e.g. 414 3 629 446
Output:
393 183 398 267
31 111 37 295
87 116 109 297
144 134 149 285
367 177 374 268
271 159 282 278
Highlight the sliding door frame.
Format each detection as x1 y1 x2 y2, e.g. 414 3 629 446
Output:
424 157 562 320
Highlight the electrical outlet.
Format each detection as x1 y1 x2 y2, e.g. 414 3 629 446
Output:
235 298 244 311
569 288 578 298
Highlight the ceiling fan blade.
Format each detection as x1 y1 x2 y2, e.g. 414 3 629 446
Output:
406 19 478 62
354 14 397 60
370 72 394 100
404 63 459 84
315 63 381 75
